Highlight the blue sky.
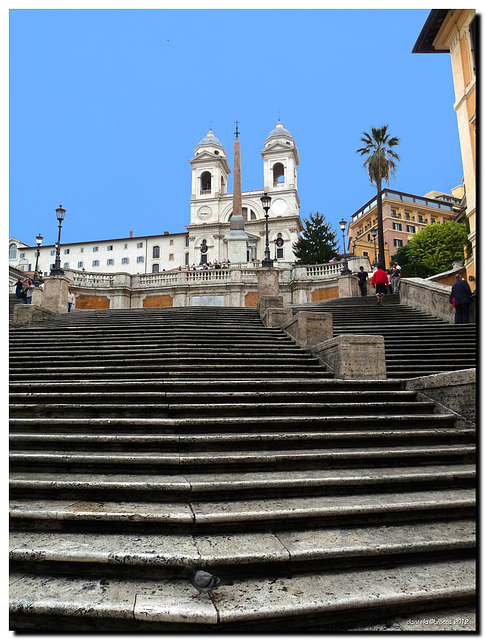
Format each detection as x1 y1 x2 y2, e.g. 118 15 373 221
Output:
9 7 463 247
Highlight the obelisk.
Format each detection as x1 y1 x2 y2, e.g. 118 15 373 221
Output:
226 121 248 264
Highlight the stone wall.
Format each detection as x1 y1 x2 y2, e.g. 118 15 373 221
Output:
400 277 476 324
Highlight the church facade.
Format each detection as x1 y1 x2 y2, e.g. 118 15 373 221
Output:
9 122 303 277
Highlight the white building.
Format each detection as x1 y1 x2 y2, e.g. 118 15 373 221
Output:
9 122 303 277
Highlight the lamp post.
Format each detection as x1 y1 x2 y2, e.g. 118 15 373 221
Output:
33 233 43 286
371 227 378 267
260 193 274 267
338 218 351 275
51 205 66 275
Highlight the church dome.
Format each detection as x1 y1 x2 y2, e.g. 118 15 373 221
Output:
197 129 224 149
265 120 294 142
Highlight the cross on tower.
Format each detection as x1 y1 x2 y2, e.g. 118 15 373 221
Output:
209 119 213 130
277 110 282 121
234 120 239 138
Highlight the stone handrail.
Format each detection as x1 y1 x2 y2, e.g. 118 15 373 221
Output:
399 277 476 324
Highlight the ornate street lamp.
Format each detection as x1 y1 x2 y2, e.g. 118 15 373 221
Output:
33 233 43 286
51 205 66 275
371 227 378 267
260 193 273 267
338 218 351 275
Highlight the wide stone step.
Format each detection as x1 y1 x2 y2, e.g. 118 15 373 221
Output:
9 413 457 434
9 519 475 577
9 489 476 532
8 401 437 419
9 444 475 475
9 465 475 501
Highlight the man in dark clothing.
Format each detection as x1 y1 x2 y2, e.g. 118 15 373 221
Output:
356 266 368 296
449 274 473 324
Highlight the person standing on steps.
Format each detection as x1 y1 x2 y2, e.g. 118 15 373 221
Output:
371 264 389 305
23 278 34 304
356 266 369 296
389 262 401 294
67 289 76 313
449 273 472 324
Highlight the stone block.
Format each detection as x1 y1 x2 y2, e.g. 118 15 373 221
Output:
263 307 293 328
42 276 70 314
313 334 387 380
338 274 359 298
258 295 284 317
404 369 476 427
282 311 333 348
11 304 56 327
257 268 280 297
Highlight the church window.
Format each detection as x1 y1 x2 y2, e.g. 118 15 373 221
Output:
273 163 285 185
185 252 189 265
200 172 211 194
9 244 17 259
153 246 160 259
152 264 159 273
185 236 190 247
214 150 219 155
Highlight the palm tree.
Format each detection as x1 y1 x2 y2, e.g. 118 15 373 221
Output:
357 125 400 268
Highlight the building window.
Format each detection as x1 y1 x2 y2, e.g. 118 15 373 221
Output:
107 259 114 265
394 239 403 247
64 248 70 254
272 162 285 185
393 222 402 231
185 252 189 265
50 250 56 256
407 225 415 233
80 248 84 253
152 264 159 273
9 244 17 259
92 260 100 267
63 263 69 269
170 239 174 246
418 216 424 223
122 257 129 264
153 246 160 259
107 245 113 251
19 252 25 259
391 209 397 217
185 236 189 247
124 244 128 249
93 246 98 252
200 171 211 194
50 264 55 271
362 251 369 257
405 212 410 221
276 248 284 259
169 254 174 261
137 242 143 248
137 256 144 263
78 262 83 268
431 217 436 224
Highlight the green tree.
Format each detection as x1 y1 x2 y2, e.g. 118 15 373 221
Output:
357 125 400 267
293 212 340 264
392 220 468 277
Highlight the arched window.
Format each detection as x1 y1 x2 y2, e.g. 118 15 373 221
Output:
152 263 159 273
200 172 211 194
273 163 285 186
153 246 160 259
9 243 17 260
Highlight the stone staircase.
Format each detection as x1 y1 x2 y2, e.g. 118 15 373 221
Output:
292 295 476 378
9 306 476 631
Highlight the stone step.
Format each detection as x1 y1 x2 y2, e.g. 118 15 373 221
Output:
9 489 476 533
9 519 475 577
9 413 457 434
8 558 476 631
8 401 437 419
9 444 475 475
9 465 475 501
8 378 404 393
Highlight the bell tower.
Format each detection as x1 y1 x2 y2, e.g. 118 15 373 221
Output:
189 129 231 226
261 120 299 193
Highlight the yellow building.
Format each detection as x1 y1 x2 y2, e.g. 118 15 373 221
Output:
413 9 476 285
349 188 462 269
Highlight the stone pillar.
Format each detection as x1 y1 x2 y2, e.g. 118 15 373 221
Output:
31 287 44 306
338 274 359 298
282 311 333 348
313 334 387 380
257 268 280 297
42 275 70 314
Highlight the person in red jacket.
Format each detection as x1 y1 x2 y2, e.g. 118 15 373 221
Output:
371 264 390 305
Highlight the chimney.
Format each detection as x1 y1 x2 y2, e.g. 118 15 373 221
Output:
129 230 133 238
164 231 170 235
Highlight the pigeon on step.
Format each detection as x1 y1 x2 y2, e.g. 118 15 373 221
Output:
184 565 234 601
